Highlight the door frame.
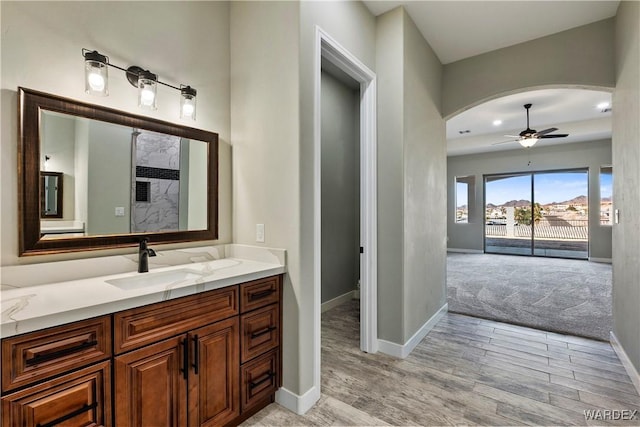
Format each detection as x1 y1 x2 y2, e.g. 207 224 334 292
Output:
313 25 378 391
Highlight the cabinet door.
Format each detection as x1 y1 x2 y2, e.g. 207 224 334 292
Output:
114 336 187 427
1 361 111 427
188 317 239 427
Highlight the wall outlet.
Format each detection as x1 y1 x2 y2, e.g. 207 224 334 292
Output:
256 223 265 243
115 207 125 217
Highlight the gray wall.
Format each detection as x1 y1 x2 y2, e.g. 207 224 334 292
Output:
443 18 615 118
376 7 447 344
230 0 302 395
376 7 405 343
86 121 131 235
447 140 613 260
613 1 640 374
320 71 359 304
402 9 447 343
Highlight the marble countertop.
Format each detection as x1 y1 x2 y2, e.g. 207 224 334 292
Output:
1 245 286 338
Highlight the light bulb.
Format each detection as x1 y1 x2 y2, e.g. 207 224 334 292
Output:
140 88 155 106
88 72 105 91
182 103 195 117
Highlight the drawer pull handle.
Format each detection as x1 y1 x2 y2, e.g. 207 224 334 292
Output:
248 289 275 301
36 402 98 427
192 334 200 375
25 340 98 366
249 372 275 390
250 326 276 339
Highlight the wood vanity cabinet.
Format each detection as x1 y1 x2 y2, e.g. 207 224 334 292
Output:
0 274 283 427
113 275 282 426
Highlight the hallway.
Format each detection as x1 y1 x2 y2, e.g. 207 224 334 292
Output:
244 300 639 425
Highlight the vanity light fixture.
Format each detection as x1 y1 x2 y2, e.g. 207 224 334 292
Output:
82 48 197 119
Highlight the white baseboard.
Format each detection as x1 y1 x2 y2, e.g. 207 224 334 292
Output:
378 303 448 359
275 385 320 415
321 290 356 313
589 257 612 264
610 332 640 396
447 248 483 254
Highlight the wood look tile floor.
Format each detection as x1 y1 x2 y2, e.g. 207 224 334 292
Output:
243 300 640 426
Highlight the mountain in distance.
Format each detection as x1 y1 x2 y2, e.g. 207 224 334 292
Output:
502 199 531 208
546 195 587 206
486 200 531 209
489 195 606 208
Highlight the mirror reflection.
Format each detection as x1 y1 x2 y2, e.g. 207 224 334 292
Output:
40 171 63 218
40 111 208 239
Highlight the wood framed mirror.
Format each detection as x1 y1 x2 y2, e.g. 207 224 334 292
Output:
19 87 218 256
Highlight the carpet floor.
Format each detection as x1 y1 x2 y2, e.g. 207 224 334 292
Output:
447 253 612 341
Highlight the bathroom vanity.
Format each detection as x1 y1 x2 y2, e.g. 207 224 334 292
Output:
1 247 285 427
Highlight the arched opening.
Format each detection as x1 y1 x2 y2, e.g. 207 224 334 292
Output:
446 86 613 341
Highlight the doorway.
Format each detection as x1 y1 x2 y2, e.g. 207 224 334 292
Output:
312 27 378 400
320 64 360 321
484 169 589 259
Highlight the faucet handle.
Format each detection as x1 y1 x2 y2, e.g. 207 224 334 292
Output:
148 248 157 257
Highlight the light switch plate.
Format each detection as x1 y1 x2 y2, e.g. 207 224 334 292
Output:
256 223 265 243
115 207 125 217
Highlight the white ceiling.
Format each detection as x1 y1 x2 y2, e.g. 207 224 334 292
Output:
446 88 612 156
362 1 620 65
361 1 618 156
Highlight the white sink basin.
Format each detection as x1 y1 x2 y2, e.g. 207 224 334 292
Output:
106 269 204 290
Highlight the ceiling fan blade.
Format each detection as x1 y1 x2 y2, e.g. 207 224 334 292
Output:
539 134 569 139
535 127 558 136
492 139 518 146
503 134 521 138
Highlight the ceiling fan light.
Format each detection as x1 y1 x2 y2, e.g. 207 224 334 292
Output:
519 138 538 148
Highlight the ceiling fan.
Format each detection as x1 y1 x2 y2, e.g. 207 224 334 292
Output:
493 103 569 148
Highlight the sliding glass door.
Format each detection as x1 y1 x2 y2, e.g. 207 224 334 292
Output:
484 169 588 259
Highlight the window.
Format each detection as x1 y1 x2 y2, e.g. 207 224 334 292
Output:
600 166 613 225
455 176 475 223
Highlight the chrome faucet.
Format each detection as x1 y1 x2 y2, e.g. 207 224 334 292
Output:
138 239 157 273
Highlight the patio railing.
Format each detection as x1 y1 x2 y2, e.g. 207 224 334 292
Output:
485 220 589 241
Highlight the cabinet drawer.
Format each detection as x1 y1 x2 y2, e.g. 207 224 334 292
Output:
241 304 279 363
1 316 111 393
1 360 111 427
240 276 281 313
114 285 238 354
241 349 279 412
